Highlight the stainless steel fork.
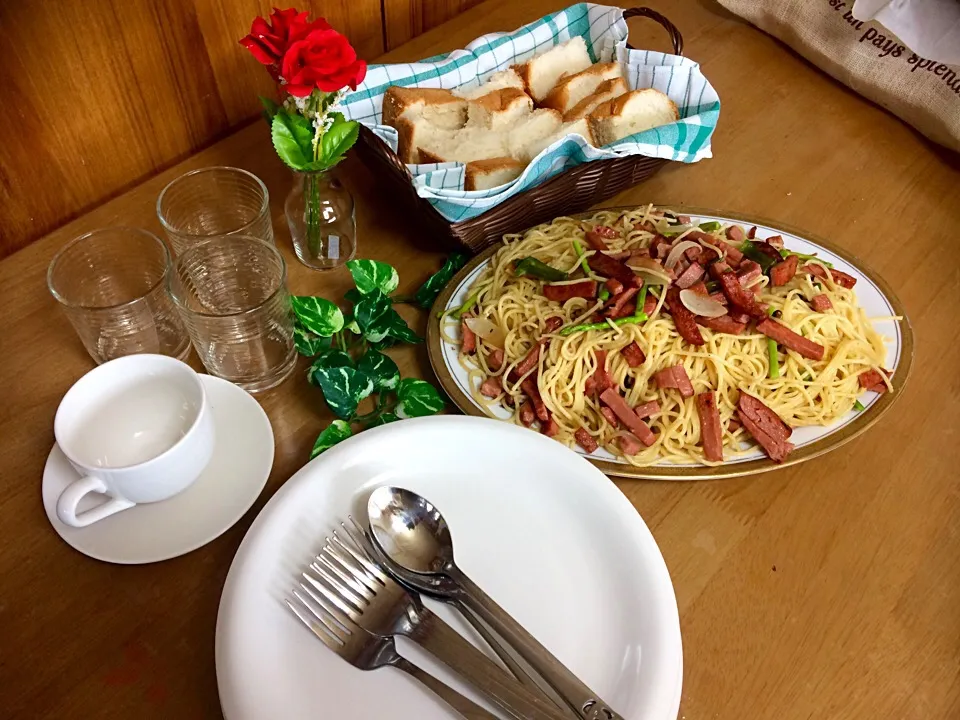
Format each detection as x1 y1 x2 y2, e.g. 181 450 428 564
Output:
287 586 496 719
305 521 568 720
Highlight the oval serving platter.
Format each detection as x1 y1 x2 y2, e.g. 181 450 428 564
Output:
427 206 914 480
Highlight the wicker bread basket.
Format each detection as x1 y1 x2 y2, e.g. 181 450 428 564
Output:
354 8 684 254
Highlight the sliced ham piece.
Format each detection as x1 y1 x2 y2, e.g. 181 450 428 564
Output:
544 280 597 302
710 261 766 318
541 414 559 437
633 400 661 419
618 433 643 456
804 263 857 288
604 286 639 318
747 226 757 239
859 368 890 393
544 316 563 333
588 253 640 287
574 427 599 453
512 344 540 379
697 315 747 335
665 287 705 346
737 260 763 287
600 406 620 428
643 292 658 315
756 318 826 361
599 388 656 446
604 278 624 295
689 281 709 297
461 318 476 354
654 364 695 398
769 255 799 287
486 347 504 371
521 377 549 422
518 401 535 427
648 235 671 260
726 225 745 243
766 235 784 250
480 375 502 398
585 350 613 395
737 393 794 463
585 230 610 251
675 262 705 289
727 417 742 433
637 220 657 234
621 341 646 367
810 294 833 312
696 391 724 462
592 225 620 238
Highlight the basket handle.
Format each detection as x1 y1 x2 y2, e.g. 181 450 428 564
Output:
623 7 684 56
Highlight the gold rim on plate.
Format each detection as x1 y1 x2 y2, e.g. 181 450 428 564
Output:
426 205 914 480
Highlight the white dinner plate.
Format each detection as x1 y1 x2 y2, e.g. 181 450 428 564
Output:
216 416 682 719
427 207 913 480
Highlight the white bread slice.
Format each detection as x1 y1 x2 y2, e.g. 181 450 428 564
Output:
417 125 509 164
396 118 457 163
466 88 533 130
563 77 628 122
540 63 622 114
454 67 525 100
589 89 679 146
464 157 525 191
515 36 592 102
382 87 466 129
517 117 598 162
507 108 562 162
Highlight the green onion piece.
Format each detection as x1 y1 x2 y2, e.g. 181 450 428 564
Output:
559 313 648 336
514 257 567 282
766 306 780 379
635 285 649 317
572 239 591 275
853 399 866 411
699 221 722 232
599 287 610 301
451 289 481 319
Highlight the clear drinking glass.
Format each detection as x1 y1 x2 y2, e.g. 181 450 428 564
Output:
157 166 274 255
168 235 296 393
47 228 190 364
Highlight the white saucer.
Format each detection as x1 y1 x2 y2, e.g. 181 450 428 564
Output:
42 374 275 564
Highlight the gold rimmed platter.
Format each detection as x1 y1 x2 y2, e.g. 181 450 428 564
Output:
427 206 914 480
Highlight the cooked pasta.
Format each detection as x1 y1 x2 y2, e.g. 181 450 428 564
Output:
441 206 895 466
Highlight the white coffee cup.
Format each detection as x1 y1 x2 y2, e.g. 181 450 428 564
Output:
54 354 215 528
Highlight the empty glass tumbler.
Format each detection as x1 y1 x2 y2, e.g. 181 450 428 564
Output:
157 167 274 255
47 228 190 364
167 236 296 393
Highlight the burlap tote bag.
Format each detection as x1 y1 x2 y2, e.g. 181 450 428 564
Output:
717 0 960 152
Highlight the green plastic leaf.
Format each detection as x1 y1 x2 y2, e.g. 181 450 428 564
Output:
344 288 364 305
260 96 280 122
414 253 469 309
347 259 400 295
382 312 421 344
321 113 360 167
294 321 331 357
312 366 374 420
310 419 352 459
357 350 400 392
307 349 354 386
292 296 344 337
344 319 361 334
353 290 393 339
271 111 315 170
395 378 445 419
367 412 399 428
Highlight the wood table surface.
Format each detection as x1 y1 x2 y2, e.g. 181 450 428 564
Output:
1 1 958 718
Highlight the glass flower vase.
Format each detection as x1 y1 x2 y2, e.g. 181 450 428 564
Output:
285 170 356 270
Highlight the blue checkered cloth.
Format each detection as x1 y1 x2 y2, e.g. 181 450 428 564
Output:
340 2 720 223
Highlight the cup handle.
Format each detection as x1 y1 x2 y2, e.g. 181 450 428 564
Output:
56 475 135 528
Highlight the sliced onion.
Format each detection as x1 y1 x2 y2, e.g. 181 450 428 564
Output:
664 240 701 270
465 316 505 348
679 289 728 318
626 256 671 285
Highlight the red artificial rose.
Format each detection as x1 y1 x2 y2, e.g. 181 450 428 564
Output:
240 8 330 71
281 28 367 96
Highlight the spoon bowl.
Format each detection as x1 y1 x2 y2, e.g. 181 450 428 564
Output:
367 486 455 576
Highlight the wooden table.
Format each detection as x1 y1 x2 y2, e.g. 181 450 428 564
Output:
1 1 958 717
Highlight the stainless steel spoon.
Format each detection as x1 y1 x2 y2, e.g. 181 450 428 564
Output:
367 486 625 720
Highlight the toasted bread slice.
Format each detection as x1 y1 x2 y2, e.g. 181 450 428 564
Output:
563 77 628 122
515 36 592 103
454 67 526 100
589 89 679 146
417 125 510 164
464 157 525 191
540 63 623 114
382 86 467 129
507 108 563 162
466 88 533 130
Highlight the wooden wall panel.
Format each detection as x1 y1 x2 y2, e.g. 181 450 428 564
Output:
383 0 486 50
0 0 383 259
